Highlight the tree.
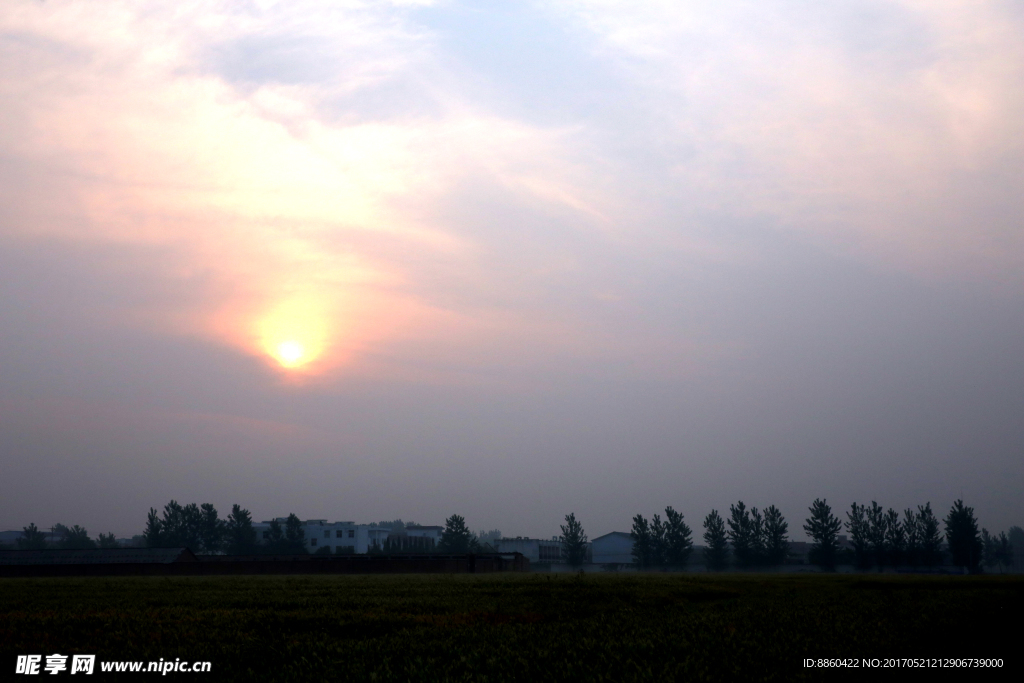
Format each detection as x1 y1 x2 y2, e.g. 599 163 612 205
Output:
144 508 163 547
650 514 667 568
559 513 589 568
993 532 1013 573
884 508 905 568
763 505 789 567
917 503 943 568
630 514 652 568
97 532 119 549
225 504 257 555
264 518 285 553
476 529 502 550
159 500 203 548
865 502 887 571
16 523 48 550
845 503 870 570
902 508 921 568
804 499 841 571
982 528 996 572
199 503 224 554
749 507 766 567
945 499 982 573
285 513 307 554
55 524 96 550
664 507 693 568
438 514 474 554
1008 526 1024 572
727 501 755 568
703 510 729 571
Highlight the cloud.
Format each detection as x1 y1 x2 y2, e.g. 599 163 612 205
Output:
0 1 615 377
537 0 1024 273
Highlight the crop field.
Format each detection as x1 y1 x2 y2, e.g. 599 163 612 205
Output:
1 573 1020 681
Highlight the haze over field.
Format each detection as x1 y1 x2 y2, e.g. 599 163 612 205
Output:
1 0 1022 539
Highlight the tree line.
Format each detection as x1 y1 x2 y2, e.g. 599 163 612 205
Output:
554 499 1017 573
6 500 1017 572
804 498 1015 573
8 523 120 550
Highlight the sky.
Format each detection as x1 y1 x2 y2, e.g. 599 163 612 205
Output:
1 0 1022 541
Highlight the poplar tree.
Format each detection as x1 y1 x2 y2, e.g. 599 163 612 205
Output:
559 513 589 568
285 513 306 554
884 508 905 568
664 506 693 568
866 502 887 571
630 514 652 568
225 504 257 555
703 510 729 571
845 503 870 570
143 509 164 548
199 503 224 554
902 508 921 567
727 502 754 568
763 505 789 566
917 503 943 568
944 499 982 573
803 499 841 570
17 523 49 550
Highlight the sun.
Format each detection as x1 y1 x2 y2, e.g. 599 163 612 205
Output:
275 340 307 367
256 298 330 372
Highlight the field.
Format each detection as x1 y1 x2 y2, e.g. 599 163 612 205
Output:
1 572 1020 681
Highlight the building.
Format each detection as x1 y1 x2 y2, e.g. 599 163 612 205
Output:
494 537 566 564
591 531 634 567
252 520 442 554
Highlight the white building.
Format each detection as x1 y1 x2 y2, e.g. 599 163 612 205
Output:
253 520 442 554
495 537 565 564
591 531 634 567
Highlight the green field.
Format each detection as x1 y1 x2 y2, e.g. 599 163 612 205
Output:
1 573 1020 681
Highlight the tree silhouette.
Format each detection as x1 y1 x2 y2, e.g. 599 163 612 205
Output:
285 513 306 553
630 514 652 568
902 508 921 567
982 528 996 572
884 508 905 568
143 508 163 548
199 503 224 554
749 507 766 566
727 502 756 568
16 523 48 550
225 504 257 555
865 502 886 571
702 510 729 571
97 532 119 549
804 499 841 571
763 505 789 566
845 503 870 570
664 507 693 568
993 532 1013 573
917 503 943 568
559 513 589 567
1009 526 1024 572
650 514 668 568
55 524 95 550
944 499 982 573
438 514 474 553
264 518 285 553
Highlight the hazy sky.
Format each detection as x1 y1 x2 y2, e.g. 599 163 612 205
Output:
2 0 1022 540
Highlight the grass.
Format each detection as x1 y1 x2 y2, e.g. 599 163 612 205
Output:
1 572 1020 681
